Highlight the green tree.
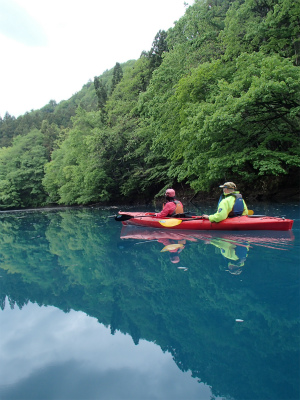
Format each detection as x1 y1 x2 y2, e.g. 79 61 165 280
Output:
167 0 231 61
264 0 300 65
41 100 57 114
148 30 169 72
41 120 60 161
43 108 114 205
111 62 123 94
0 112 17 148
94 77 108 119
104 56 155 198
0 129 48 209
165 53 300 192
220 0 300 63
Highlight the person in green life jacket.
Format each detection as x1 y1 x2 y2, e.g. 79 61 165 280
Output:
202 182 248 222
207 237 250 275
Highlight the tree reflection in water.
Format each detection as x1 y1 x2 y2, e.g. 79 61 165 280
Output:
0 207 299 400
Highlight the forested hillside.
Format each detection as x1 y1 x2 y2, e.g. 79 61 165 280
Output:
0 0 299 209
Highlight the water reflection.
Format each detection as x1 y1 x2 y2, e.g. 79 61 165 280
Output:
0 301 209 400
120 224 295 275
0 207 299 400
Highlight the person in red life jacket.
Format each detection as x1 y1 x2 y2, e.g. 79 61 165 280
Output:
158 238 186 263
155 188 184 218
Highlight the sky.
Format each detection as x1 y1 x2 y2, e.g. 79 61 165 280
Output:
0 0 193 118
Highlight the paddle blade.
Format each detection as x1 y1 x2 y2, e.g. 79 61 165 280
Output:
159 219 182 227
161 243 184 252
248 210 254 216
115 214 132 222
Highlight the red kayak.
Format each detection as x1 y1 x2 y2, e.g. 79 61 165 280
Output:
117 212 294 231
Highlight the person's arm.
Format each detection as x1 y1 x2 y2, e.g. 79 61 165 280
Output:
156 202 175 218
203 197 233 223
242 200 248 215
208 202 230 222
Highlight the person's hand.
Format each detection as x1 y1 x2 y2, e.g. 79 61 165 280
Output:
202 214 209 219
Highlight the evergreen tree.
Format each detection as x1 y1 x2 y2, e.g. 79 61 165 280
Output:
111 62 123 94
0 112 17 148
41 120 60 161
148 30 169 71
93 77 108 120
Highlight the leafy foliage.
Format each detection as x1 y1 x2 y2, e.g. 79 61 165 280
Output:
221 0 300 63
0 130 48 208
164 53 300 191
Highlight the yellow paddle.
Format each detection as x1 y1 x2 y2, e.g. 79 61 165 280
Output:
161 243 185 252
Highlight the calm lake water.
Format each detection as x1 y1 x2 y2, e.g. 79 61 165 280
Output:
0 202 299 400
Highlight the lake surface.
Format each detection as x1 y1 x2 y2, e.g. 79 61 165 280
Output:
0 202 299 400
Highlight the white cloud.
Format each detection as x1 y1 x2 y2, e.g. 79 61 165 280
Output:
0 0 193 118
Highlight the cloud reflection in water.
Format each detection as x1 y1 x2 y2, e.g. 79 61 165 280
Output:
0 300 216 400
